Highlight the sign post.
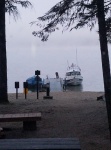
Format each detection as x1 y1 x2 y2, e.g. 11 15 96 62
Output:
35 70 40 99
23 82 28 99
15 82 19 99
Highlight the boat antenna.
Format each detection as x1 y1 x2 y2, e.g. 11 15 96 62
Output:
76 49 78 66
67 60 70 69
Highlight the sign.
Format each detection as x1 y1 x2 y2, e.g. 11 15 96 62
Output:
35 70 40 75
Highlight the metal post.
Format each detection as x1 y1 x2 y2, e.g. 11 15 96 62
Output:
23 82 28 99
15 82 19 99
37 75 39 99
25 88 27 99
35 70 40 100
16 88 18 99
46 86 50 96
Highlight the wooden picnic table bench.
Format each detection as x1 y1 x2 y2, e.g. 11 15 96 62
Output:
0 112 41 130
0 138 81 150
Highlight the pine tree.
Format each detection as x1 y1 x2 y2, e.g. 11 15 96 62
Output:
32 0 111 139
0 0 32 103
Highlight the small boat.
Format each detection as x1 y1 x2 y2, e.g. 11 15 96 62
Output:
65 63 83 86
26 75 44 91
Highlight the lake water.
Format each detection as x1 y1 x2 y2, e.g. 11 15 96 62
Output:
7 44 111 93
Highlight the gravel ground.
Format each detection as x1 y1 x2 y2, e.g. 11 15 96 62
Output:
0 91 111 150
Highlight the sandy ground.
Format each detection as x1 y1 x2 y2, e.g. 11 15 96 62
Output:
0 91 111 150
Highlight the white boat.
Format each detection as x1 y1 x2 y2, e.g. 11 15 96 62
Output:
65 63 83 86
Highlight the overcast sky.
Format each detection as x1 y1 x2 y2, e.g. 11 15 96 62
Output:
6 0 100 47
5 0 111 92
6 0 100 66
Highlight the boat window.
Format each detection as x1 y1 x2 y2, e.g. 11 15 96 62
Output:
71 72 76 75
66 71 81 76
66 72 71 76
76 72 81 75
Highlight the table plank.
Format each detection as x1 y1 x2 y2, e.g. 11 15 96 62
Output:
0 138 81 149
0 113 41 122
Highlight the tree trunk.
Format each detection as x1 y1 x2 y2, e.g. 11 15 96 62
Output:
0 0 8 103
97 0 111 139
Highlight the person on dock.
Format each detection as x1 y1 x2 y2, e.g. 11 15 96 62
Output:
63 78 67 91
55 72 59 79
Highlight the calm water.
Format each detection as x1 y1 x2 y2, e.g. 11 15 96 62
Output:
7 45 111 93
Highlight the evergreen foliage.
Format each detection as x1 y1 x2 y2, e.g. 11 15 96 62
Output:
31 0 111 42
5 0 32 19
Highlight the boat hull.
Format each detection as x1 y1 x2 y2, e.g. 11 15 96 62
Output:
66 77 83 86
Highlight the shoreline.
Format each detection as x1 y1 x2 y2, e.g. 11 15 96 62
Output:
7 90 105 93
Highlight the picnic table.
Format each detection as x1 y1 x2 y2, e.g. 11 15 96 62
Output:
0 112 41 130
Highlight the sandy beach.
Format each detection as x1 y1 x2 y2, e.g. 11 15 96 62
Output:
0 91 111 150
